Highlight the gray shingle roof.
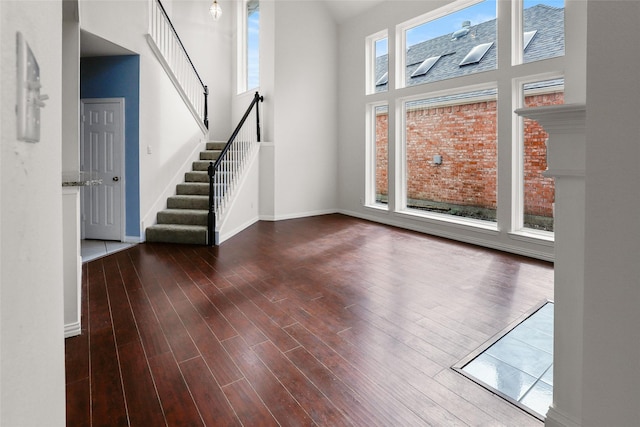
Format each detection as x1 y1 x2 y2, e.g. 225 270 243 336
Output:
375 4 564 92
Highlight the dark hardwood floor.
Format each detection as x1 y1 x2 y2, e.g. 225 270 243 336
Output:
65 214 553 426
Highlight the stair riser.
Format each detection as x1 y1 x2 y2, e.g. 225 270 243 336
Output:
192 161 235 171
200 151 221 161
146 227 207 245
207 142 226 150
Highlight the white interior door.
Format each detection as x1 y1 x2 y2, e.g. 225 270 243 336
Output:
81 98 125 241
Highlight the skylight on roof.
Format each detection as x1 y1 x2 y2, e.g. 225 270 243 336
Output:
524 30 537 51
411 56 441 78
459 42 494 66
375 72 388 86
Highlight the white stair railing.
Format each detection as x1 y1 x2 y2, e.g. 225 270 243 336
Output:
147 0 208 132
208 93 264 245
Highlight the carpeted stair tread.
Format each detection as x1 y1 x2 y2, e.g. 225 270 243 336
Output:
167 195 208 209
207 141 226 150
145 224 208 245
185 171 208 182
177 182 209 195
157 209 208 226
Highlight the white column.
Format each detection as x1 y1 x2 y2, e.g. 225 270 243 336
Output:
515 104 586 427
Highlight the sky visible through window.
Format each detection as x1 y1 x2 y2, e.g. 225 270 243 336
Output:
375 0 564 57
247 5 260 90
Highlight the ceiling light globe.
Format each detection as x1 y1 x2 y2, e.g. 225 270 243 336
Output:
209 2 222 20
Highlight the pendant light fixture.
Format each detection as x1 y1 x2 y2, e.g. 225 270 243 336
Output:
209 0 222 20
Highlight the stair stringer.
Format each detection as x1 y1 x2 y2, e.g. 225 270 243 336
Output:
216 144 261 245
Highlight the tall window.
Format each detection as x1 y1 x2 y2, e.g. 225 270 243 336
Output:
365 0 566 241
239 0 259 93
517 77 564 232
403 88 497 222
247 0 260 90
372 104 389 206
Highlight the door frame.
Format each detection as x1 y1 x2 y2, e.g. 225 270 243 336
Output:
80 97 126 241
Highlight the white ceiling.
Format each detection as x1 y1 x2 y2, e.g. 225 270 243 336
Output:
322 0 386 22
80 0 386 57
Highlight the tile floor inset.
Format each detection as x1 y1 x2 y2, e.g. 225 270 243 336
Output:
461 302 554 418
81 239 136 263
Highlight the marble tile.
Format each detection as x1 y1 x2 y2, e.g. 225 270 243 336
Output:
520 379 553 416
486 334 553 379
463 353 537 401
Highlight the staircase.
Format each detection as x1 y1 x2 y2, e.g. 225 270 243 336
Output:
145 142 225 245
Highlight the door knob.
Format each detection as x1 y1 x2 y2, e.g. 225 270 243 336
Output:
113 176 119 182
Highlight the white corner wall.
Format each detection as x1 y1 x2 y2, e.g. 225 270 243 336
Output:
255 0 339 221
581 2 640 426
1 1 66 425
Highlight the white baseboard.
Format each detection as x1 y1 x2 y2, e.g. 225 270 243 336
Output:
545 407 581 427
124 235 144 244
259 209 338 222
64 322 81 338
218 216 260 245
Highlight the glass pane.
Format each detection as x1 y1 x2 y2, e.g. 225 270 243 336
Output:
405 89 497 222
523 0 564 63
375 38 388 93
404 0 496 87
522 78 564 231
247 0 260 90
375 105 389 205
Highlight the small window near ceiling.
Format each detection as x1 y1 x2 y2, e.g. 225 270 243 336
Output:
368 34 388 94
401 0 497 88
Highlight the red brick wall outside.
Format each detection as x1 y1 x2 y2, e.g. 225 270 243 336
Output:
405 100 497 209
374 92 563 219
524 92 564 217
375 112 388 201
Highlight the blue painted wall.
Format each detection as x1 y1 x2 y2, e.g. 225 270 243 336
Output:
81 55 140 239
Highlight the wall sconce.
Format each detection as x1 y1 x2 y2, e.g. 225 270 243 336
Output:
209 0 222 20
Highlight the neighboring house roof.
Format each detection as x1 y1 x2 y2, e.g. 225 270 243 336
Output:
375 4 565 92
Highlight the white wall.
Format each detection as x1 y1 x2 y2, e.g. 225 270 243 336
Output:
255 0 338 220
581 2 640 426
169 0 234 141
1 1 66 425
336 0 587 261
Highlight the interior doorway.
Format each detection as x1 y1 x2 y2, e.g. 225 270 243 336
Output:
80 98 125 241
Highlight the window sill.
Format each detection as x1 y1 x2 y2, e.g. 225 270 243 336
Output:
509 229 554 246
396 208 499 234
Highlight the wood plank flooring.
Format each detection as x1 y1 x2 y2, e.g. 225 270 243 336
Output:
65 214 553 426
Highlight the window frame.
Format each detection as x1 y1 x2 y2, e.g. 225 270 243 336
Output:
511 71 564 240
398 82 499 229
365 101 390 209
237 0 259 94
366 30 388 95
